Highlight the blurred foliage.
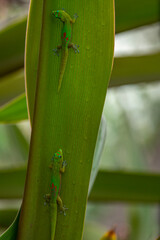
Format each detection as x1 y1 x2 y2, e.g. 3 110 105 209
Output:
0 0 160 240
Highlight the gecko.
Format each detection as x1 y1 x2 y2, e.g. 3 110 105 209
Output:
52 10 79 92
44 149 67 240
100 229 117 240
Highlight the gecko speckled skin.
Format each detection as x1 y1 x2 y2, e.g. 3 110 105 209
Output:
44 149 67 240
52 10 79 92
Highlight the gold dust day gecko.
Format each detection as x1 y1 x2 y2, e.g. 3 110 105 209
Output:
44 149 67 240
52 10 79 92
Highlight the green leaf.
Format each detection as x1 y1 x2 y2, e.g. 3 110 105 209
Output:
2 168 160 203
1 52 160 123
89 170 160 202
0 0 159 77
115 0 159 33
18 1 114 240
0 94 28 123
88 117 106 193
0 113 105 198
0 69 25 106
4 125 29 163
0 211 20 240
0 17 26 77
0 209 18 228
110 53 160 87
0 167 26 199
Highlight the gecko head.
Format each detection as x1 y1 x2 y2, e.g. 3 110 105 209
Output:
54 149 63 161
52 10 65 22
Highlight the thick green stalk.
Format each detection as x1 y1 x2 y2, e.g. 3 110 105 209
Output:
17 1 114 240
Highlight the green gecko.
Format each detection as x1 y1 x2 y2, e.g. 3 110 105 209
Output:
44 149 67 240
52 9 79 92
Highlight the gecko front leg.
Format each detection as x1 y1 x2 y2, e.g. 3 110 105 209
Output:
68 43 79 53
71 13 78 23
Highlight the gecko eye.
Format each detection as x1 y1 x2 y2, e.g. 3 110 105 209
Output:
59 155 62 158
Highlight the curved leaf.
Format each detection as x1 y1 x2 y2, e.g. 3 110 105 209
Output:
0 17 26 76
0 94 28 123
88 116 107 193
0 0 159 77
0 211 20 240
89 170 160 202
0 70 24 106
18 0 115 239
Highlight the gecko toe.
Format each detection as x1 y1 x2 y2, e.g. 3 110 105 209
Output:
62 160 67 167
74 13 78 19
53 49 59 56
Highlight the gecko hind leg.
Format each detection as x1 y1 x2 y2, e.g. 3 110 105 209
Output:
68 43 79 53
44 194 51 205
57 195 68 216
73 13 78 19
53 45 62 56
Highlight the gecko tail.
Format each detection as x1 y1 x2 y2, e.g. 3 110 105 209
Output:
50 204 57 240
58 49 68 92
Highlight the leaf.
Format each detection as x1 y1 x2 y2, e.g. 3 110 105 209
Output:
88 116 107 193
4 125 29 162
0 69 24 106
0 94 28 123
0 17 26 77
18 0 115 240
115 0 159 33
0 209 18 228
0 0 159 78
0 0 159 77
89 170 160 202
1 52 160 123
0 211 20 240
2 169 160 234
0 167 26 199
2 168 160 203
109 53 160 87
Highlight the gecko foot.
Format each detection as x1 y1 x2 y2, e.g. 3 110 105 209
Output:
73 44 80 53
44 194 51 205
62 160 67 167
53 48 59 56
49 162 53 169
73 13 78 19
60 206 68 216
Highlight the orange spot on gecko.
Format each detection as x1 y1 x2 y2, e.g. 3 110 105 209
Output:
63 32 66 38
